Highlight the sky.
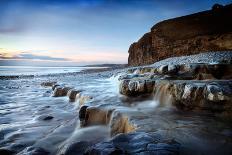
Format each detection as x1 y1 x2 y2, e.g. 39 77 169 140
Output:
0 0 231 66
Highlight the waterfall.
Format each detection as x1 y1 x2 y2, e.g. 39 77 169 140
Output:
154 82 173 107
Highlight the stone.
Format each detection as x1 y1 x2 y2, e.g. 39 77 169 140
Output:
86 132 180 154
110 111 136 136
168 65 180 74
80 106 114 127
79 105 89 122
119 79 155 96
157 65 168 74
43 115 54 121
41 81 57 87
53 87 72 97
37 115 54 121
52 84 60 90
67 89 81 102
62 141 91 155
206 83 229 102
0 148 14 155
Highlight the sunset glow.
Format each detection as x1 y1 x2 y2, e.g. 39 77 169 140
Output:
0 0 230 66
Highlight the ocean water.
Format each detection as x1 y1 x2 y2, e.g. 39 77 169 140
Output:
0 69 231 154
0 66 105 76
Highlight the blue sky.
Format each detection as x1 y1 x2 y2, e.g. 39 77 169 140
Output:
0 0 231 66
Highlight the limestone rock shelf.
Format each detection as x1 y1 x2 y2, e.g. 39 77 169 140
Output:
119 62 232 113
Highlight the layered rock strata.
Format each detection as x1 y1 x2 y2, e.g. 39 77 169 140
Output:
128 4 232 66
119 62 232 113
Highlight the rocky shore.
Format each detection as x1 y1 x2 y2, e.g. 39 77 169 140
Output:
29 51 231 155
1 2 232 155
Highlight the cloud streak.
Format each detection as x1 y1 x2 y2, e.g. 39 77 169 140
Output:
0 0 231 65
0 52 69 61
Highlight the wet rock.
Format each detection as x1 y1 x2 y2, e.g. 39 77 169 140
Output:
80 106 114 127
52 84 60 90
195 73 215 80
86 132 180 155
169 82 206 109
53 87 72 97
53 87 64 97
119 80 130 95
43 116 54 121
0 148 14 155
79 106 89 122
38 115 54 121
168 64 180 74
67 89 81 102
119 79 155 96
206 83 230 102
41 81 57 87
62 141 91 155
157 65 168 74
167 81 232 111
110 111 136 136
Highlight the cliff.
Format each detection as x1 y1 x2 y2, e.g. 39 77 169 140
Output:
128 4 232 66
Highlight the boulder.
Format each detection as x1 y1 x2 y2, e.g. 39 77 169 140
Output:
41 81 57 87
79 106 114 127
86 132 180 155
110 111 136 136
119 79 155 96
53 87 72 97
52 84 60 90
67 89 81 102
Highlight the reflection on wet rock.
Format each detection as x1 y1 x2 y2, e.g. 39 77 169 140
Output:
86 132 180 155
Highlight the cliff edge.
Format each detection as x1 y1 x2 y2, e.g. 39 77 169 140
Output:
128 4 232 66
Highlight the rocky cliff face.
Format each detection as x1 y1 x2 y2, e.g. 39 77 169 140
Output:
128 4 232 66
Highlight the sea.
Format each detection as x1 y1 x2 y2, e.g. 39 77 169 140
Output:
0 66 106 76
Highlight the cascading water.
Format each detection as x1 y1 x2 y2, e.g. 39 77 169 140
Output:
154 82 173 107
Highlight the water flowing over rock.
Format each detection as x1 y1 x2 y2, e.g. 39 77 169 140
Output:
119 52 232 116
79 95 93 106
78 106 136 136
128 4 232 66
67 89 81 102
